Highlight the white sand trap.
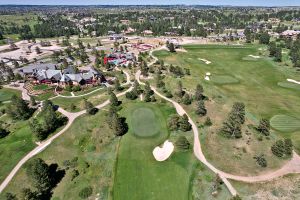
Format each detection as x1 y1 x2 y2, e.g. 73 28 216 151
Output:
287 79 300 85
198 58 211 64
153 140 174 161
205 76 210 81
248 55 260 59
206 72 211 76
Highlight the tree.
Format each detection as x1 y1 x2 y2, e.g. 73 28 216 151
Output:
259 32 270 44
195 100 207 116
7 95 33 120
274 47 282 62
5 192 18 200
35 46 41 54
29 118 45 141
179 114 192 132
284 138 293 156
79 186 93 199
268 41 277 57
257 118 270 136
114 78 123 91
253 154 267 167
271 139 293 157
175 136 190 150
109 90 119 106
175 81 184 98
111 112 127 136
20 188 39 200
168 115 180 131
84 99 97 115
230 195 242 200
0 124 9 138
167 42 176 52
204 117 212 126
194 84 204 100
182 93 192 105
26 158 52 192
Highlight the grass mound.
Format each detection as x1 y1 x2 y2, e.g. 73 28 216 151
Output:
210 75 239 84
270 115 300 132
131 107 160 137
278 82 300 91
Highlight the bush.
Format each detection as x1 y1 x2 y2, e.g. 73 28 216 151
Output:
271 139 293 157
253 154 267 167
204 117 212 126
72 85 81 92
79 186 93 199
175 136 190 150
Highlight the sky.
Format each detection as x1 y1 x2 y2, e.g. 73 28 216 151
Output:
0 0 299 6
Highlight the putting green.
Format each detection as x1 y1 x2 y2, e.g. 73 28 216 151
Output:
278 82 300 91
270 115 300 132
131 107 160 137
210 75 239 84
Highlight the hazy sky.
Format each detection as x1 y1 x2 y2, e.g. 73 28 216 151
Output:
0 0 299 6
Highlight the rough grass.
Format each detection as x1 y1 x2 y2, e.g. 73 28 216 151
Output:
278 82 300 91
270 115 300 133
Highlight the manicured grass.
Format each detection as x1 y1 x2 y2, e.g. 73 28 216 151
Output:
270 115 300 133
1 107 119 199
113 102 197 200
131 107 160 137
278 81 300 91
210 75 239 84
0 88 21 102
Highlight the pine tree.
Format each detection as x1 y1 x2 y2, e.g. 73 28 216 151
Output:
195 100 207 116
194 84 204 100
175 136 190 150
109 90 119 106
179 114 192 132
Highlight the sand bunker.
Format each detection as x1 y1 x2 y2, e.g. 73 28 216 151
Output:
153 140 174 161
287 79 300 85
248 55 260 59
198 58 211 64
205 72 211 81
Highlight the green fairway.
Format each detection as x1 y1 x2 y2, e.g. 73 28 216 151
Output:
131 107 160 137
270 115 300 133
278 82 300 91
0 88 21 102
210 75 240 84
113 102 197 200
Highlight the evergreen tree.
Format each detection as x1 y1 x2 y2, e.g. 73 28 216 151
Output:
175 81 184 98
182 93 192 105
84 99 97 115
7 95 33 120
179 114 192 132
26 158 52 192
257 118 270 136
194 84 204 100
109 90 119 106
195 100 207 116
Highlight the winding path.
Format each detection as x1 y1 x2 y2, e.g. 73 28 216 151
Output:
0 70 133 193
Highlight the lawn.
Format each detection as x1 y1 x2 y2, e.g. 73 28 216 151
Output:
113 102 198 200
0 88 21 102
153 44 300 175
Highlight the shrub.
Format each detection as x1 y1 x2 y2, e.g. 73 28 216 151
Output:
79 186 93 199
175 136 190 150
253 154 267 167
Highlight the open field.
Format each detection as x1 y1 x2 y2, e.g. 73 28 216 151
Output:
153 44 300 174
